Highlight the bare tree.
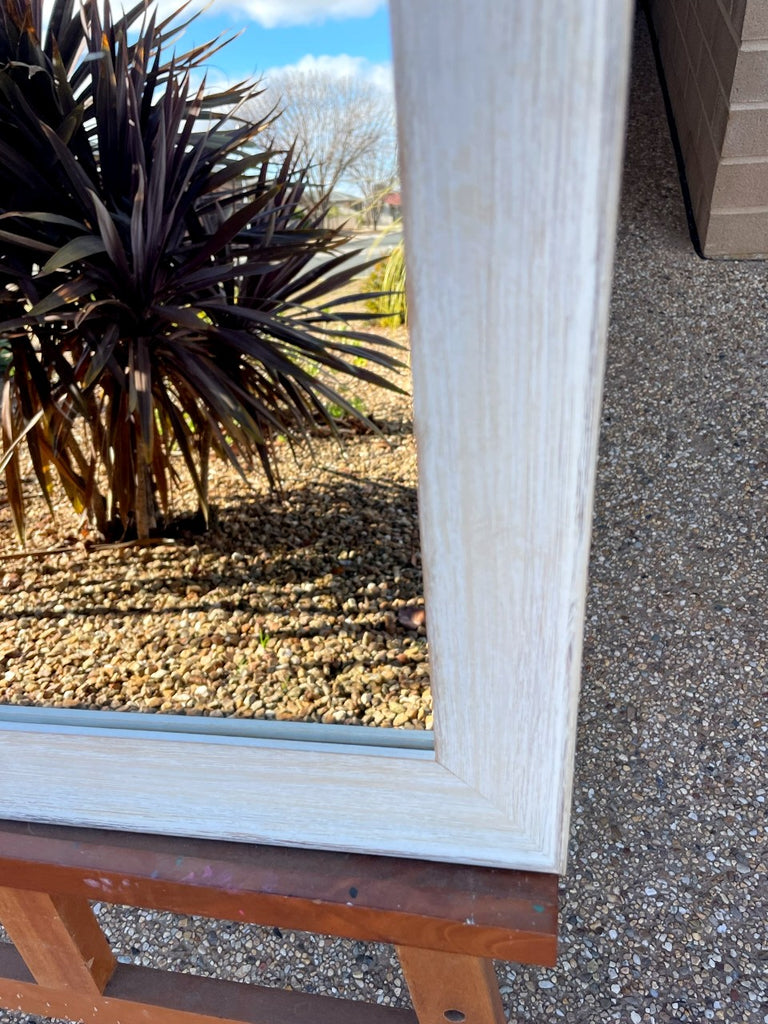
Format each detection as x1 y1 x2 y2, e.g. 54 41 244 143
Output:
250 68 397 212
349 138 399 229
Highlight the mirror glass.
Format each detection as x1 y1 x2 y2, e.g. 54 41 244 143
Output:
0 0 431 735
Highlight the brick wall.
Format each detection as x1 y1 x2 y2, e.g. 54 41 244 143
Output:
648 0 768 257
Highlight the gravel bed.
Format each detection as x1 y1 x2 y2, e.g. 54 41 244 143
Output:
0 326 431 729
2 11 768 1024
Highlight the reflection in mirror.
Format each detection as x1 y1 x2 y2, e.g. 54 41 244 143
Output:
0 1 430 734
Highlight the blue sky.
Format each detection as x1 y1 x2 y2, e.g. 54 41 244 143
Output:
166 0 393 88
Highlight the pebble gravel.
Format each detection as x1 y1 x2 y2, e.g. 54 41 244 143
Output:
0 329 430 730
1 11 767 1023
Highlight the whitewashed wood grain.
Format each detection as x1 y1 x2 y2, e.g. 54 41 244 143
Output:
391 0 633 869
0 725 538 869
0 0 633 871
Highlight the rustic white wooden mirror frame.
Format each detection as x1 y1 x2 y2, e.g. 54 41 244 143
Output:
0 0 633 872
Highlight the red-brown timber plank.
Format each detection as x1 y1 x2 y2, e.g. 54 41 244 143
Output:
0 821 558 965
0 887 115 994
0 942 417 1024
397 947 506 1024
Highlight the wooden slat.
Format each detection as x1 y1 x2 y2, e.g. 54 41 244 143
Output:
0 821 558 966
0 943 417 1024
398 948 506 1024
0 888 115 994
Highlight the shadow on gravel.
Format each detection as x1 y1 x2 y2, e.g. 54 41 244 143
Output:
0 478 423 622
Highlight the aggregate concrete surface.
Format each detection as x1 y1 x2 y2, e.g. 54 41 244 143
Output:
1 11 767 1024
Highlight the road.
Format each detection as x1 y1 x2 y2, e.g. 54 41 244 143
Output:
311 227 403 278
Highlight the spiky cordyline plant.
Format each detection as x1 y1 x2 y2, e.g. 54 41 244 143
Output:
0 0 402 542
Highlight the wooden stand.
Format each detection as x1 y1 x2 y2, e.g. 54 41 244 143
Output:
0 820 557 1024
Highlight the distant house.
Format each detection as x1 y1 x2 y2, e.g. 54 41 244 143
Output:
382 192 401 223
324 191 365 231
324 189 401 231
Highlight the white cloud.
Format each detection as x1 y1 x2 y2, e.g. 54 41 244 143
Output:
214 0 386 29
265 54 393 93
152 0 386 28
44 0 386 30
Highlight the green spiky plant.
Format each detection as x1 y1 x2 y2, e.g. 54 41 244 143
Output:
365 238 407 327
0 0 403 542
